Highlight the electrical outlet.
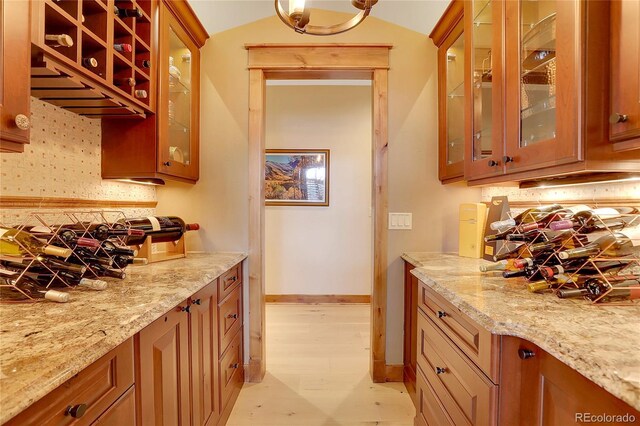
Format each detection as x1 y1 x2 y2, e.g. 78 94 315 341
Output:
388 213 412 230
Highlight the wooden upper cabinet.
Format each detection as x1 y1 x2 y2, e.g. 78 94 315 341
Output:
609 0 640 151
464 0 504 179
431 1 465 184
0 0 31 153
101 0 207 184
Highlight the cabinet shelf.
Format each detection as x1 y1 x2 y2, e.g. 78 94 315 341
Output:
169 78 191 94
448 80 465 98
474 0 491 22
521 95 556 120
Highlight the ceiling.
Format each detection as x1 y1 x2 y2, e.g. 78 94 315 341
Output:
186 0 451 36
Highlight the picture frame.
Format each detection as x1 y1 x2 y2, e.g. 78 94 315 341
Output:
265 149 330 206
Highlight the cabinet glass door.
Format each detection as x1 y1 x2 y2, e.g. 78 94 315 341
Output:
519 0 556 148
446 32 465 167
167 26 192 167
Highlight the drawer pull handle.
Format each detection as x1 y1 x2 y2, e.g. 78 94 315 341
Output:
503 156 515 164
609 112 628 124
192 298 201 305
14 114 30 130
181 305 191 313
65 403 88 418
163 161 172 167
518 348 535 360
227 276 237 283
227 313 238 319
487 159 500 167
232 363 239 369
437 310 447 318
435 367 447 375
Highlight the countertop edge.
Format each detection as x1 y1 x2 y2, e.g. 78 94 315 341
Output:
405 255 640 412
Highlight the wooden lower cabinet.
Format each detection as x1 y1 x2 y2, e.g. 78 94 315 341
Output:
403 262 418 405
137 301 192 426
93 386 137 426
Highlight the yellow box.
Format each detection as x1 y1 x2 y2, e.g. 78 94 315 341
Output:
459 203 487 258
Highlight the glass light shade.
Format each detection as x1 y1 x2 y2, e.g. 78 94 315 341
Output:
289 0 306 16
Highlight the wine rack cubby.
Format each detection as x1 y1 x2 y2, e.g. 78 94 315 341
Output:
485 206 640 305
30 0 156 117
0 211 140 303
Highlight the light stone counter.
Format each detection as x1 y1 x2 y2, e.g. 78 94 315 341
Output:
0 252 247 424
402 252 640 412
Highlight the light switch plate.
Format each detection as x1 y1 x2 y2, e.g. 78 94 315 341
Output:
389 213 412 230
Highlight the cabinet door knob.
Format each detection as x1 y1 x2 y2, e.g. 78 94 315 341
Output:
228 313 238 319
14 114 30 130
503 156 514 164
193 298 201 305
181 305 190 313
65 403 88 418
518 348 535 360
232 363 239 369
437 310 447 318
163 161 172 167
435 367 447 375
487 159 500 167
609 112 628 124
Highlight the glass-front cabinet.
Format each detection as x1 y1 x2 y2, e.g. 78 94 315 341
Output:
504 0 580 173
158 2 200 181
433 1 465 183
464 0 503 179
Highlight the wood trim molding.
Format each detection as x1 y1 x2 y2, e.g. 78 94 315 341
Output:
0 196 158 209
487 198 640 209
429 0 464 47
247 44 390 385
385 364 404 382
162 0 209 47
246 44 391 70
265 295 371 304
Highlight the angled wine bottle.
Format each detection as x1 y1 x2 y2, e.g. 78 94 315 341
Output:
0 227 72 258
489 204 564 230
557 227 640 260
0 273 69 302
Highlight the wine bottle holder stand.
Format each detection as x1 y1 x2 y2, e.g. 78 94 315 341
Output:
130 233 187 264
0 210 134 302
491 208 640 305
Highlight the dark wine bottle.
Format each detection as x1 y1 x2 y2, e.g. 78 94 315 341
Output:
114 43 133 53
62 223 144 241
120 216 199 245
136 59 151 69
584 278 640 301
489 204 563 230
0 264 107 290
101 240 137 257
502 265 542 281
0 273 69 302
82 57 98 68
87 264 126 280
549 207 628 233
540 260 632 279
528 231 589 253
114 6 142 18
24 226 100 249
558 229 640 260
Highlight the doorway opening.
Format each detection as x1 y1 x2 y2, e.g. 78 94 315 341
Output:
247 44 392 383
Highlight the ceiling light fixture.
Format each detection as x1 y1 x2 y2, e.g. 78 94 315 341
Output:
275 0 378 35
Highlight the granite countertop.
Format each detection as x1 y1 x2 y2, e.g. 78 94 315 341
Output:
402 252 640 411
0 252 247 424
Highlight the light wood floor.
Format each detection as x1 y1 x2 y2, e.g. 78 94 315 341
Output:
227 304 415 425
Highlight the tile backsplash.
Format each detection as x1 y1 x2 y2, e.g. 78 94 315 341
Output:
482 181 640 204
0 97 156 225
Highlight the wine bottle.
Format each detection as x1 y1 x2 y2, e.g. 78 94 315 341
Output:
502 265 542 281
558 228 640 260
584 277 640 301
62 223 144 241
3 256 87 276
136 59 151 69
0 227 72 258
479 259 520 272
101 240 137 257
116 77 136 87
24 226 100 249
112 255 148 268
0 265 107 291
489 204 563 230
82 57 98 68
44 34 73 47
540 260 632 280
119 216 199 245
529 231 589 253
114 43 133 53
69 247 114 268
114 6 142 18
528 274 577 293
87 264 126 279
549 207 628 233
493 243 534 262
134 90 148 99
0 274 69 302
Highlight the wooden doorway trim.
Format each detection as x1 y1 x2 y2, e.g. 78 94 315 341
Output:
246 44 392 383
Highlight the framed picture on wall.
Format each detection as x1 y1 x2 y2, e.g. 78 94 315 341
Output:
265 149 330 206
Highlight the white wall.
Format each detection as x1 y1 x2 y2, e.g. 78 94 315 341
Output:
265 85 372 296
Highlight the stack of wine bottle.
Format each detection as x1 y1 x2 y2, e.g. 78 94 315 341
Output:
480 204 640 304
0 213 199 303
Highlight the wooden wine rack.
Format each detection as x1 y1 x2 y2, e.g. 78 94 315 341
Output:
30 0 156 117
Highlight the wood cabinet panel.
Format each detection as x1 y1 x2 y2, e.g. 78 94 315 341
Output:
137 303 191 426
417 311 497 426
218 329 244 420
5 338 134 426
218 263 242 302
0 0 31 152
402 262 418 406
500 336 640 425
415 366 455 426
190 282 220 426
609 0 640 150
92 386 137 426
418 280 499 382
218 286 243 356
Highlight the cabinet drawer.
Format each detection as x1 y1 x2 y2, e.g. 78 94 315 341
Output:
218 286 243 355
418 280 498 382
415 366 454 426
417 312 497 426
218 263 242 302
92 386 136 425
6 338 134 426
219 329 244 415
